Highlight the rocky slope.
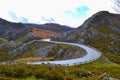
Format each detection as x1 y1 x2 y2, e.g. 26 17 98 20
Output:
0 18 73 42
0 40 86 62
26 23 73 39
25 23 73 33
51 11 120 63
32 28 58 38
0 18 31 41
0 18 81 62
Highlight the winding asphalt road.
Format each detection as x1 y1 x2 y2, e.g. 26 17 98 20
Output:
27 39 102 66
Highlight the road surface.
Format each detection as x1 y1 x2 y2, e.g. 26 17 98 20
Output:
27 39 101 66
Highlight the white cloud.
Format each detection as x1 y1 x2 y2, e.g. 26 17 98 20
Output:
0 0 115 28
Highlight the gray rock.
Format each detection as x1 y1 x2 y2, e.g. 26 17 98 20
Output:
35 45 56 59
87 71 92 75
99 72 107 79
57 48 63 57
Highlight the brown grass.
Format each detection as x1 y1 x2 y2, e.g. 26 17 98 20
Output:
32 28 59 38
16 57 41 62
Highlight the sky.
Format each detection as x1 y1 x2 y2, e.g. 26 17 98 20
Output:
0 0 116 28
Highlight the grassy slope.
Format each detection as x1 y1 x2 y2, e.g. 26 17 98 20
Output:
0 40 86 62
0 56 120 80
0 40 119 79
0 32 119 79
82 26 120 64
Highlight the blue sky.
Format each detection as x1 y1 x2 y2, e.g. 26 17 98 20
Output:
0 0 115 27
65 6 90 19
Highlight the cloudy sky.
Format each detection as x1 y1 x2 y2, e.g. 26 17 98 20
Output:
0 0 116 27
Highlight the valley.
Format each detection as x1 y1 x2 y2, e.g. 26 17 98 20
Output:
0 11 120 80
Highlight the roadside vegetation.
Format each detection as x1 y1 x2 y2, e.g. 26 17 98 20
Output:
0 40 119 80
0 56 120 80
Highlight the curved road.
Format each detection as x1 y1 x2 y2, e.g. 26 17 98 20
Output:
27 39 102 66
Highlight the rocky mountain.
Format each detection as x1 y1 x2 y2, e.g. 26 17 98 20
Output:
0 18 73 42
51 11 120 63
0 18 31 41
0 18 83 62
25 23 73 33
25 23 73 39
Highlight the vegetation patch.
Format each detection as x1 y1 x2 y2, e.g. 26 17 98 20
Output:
0 57 119 80
16 57 41 63
0 38 8 44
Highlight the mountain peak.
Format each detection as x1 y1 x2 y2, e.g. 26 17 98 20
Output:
51 11 120 61
78 11 120 30
94 11 110 16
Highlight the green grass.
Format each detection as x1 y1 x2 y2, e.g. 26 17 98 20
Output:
0 38 8 44
104 53 120 64
0 38 120 79
18 77 44 80
0 56 119 80
72 57 120 79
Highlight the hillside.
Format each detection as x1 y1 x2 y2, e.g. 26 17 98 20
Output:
0 18 73 42
25 23 73 33
32 28 59 38
0 18 78 62
51 11 120 64
0 40 86 62
26 23 73 39
0 12 120 80
0 18 31 41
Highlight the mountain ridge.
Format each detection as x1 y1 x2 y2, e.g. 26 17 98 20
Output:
0 18 73 41
25 23 73 33
51 11 120 63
